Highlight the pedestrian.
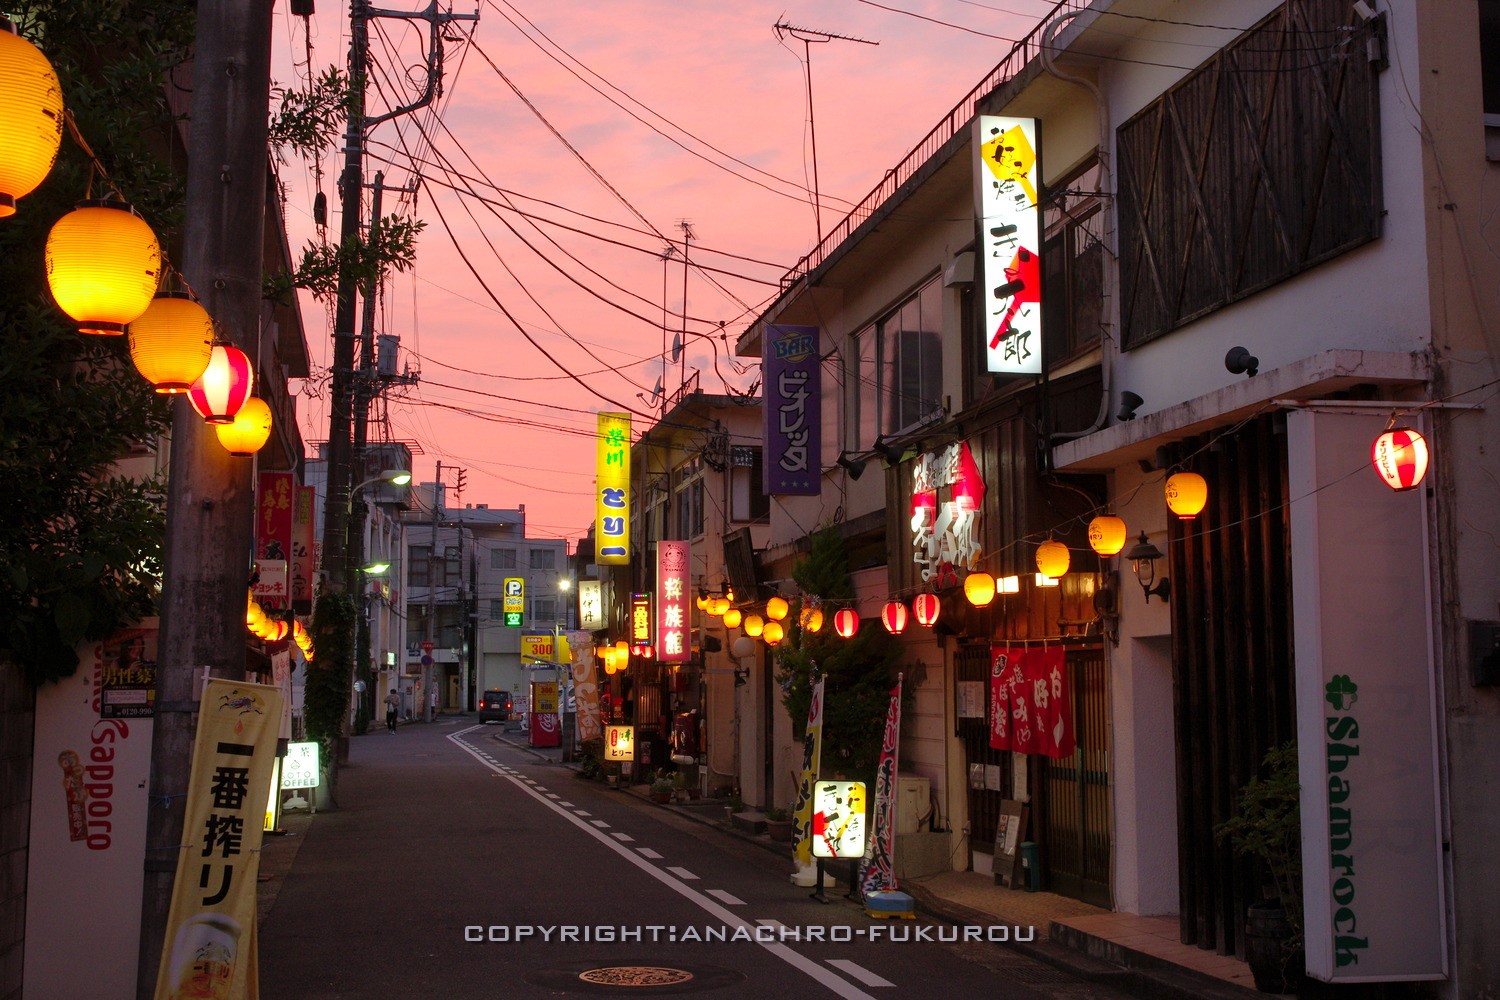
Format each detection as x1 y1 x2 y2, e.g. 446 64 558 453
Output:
384 689 400 734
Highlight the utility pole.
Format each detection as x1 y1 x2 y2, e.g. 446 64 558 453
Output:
137 7 273 997
678 220 694 402
424 460 443 722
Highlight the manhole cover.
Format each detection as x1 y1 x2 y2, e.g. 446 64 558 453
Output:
579 967 695 987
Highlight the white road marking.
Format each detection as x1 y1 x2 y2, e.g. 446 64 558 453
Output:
446 730 877 1000
574 811 591 817
611 832 634 843
591 820 611 828
705 889 745 906
826 961 895 988
636 848 663 859
557 801 574 807
545 793 560 799
667 866 699 881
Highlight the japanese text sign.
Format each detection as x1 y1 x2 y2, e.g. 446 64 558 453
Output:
595 412 631 565
578 579 604 631
763 324 821 495
656 540 690 663
974 115 1042 375
812 780 867 859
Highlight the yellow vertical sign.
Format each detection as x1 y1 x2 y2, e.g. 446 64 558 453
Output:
155 679 284 1000
595 412 631 565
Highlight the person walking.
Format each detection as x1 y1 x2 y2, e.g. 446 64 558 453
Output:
384 689 401 734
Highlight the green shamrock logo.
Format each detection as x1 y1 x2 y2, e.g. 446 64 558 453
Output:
1325 675 1358 711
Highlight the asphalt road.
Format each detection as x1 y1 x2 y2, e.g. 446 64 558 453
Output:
258 718 1131 999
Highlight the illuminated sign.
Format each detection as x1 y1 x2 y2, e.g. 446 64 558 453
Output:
521 634 572 664
974 115 1042 375
656 540 690 663
811 780 868 859
911 441 987 586
578 579 604 631
604 724 635 762
595 412 631 565
630 593 652 646
503 577 524 627
280 741 320 789
763 324 821 495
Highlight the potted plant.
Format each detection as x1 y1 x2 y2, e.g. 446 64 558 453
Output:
724 790 745 819
764 806 794 842
671 770 688 802
650 771 674 804
1215 740 1304 994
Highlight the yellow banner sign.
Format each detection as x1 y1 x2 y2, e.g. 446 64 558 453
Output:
521 634 572 663
595 412 631 565
154 679 284 1000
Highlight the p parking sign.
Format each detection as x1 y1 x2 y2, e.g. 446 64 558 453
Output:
503 577 525 627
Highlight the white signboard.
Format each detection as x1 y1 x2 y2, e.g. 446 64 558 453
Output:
1288 411 1446 982
578 579 604 631
811 780 867 859
280 741 322 789
973 115 1042 375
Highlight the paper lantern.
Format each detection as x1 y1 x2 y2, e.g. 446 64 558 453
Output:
127 293 214 392
695 594 709 611
833 608 859 638
1371 427 1429 492
762 620 784 645
215 396 272 456
732 636 756 658
743 614 764 638
246 597 265 628
800 606 824 633
1165 472 1208 520
721 607 742 629
912 593 941 627
45 201 162 334
711 596 730 617
881 600 909 634
1087 515 1128 557
187 344 254 424
0 21 64 217
766 595 789 621
964 572 996 607
1035 539 1070 578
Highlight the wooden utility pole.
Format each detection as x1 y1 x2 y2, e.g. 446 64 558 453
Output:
136 5 273 997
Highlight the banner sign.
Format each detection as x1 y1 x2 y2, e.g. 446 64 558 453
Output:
859 676 903 896
570 632 603 742
973 115 1042 375
1288 410 1446 982
656 540 690 662
630 593 652 646
578 579 604 631
155 678 284 1000
521 634 571 664
255 471 294 608
763 324 821 495
812 781 868 859
911 441 986 587
988 646 1074 758
791 676 826 871
290 485 316 613
595 412 631 564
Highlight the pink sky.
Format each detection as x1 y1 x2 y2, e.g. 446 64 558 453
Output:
271 1 1048 544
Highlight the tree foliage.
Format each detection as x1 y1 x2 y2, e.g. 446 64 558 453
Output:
0 2 194 685
304 591 356 752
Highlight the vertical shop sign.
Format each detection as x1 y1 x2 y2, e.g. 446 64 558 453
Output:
763 324 821 495
973 115 1042 375
596 412 631 564
656 540 690 663
255 471 294 609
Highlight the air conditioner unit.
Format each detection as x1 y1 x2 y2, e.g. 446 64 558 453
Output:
896 775 930 835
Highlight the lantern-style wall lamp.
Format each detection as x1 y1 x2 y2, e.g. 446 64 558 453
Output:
1371 426 1428 492
998 575 1021 595
1034 573 1060 588
45 200 162 335
0 19 64 218
1124 531 1171 604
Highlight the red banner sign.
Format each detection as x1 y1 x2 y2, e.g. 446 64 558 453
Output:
988 645 1074 758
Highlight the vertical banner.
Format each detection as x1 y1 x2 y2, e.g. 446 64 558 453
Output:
155 678 284 1000
1288 410 1446 982
790 675 826 879
290 485 316 613
656 540 690 662
859 674 904 897
577 579 604 631
988 646 1073 758
763 324 821 495
255 472 294 609
570 633 603 742
595 412 631 564
973 115 1042 375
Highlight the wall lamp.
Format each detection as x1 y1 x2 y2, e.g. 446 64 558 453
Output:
1124 532 1170 603
836 452 867 480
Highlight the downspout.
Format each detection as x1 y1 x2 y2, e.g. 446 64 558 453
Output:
1041 9 1116 446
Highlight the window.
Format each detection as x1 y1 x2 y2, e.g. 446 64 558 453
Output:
674 458 705 539
1041 159 1105 364
532 598 557 623
730 446 770 521
845 275 943 450
444 545 462 587
529 548 556 570
408 545 430 588
490 548 516 570
489 598 505 621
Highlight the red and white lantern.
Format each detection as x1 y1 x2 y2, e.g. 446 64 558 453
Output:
1371 426 1429 492
833 608 860 639
881 600 909 635
912 593 941 627
188 344 254 424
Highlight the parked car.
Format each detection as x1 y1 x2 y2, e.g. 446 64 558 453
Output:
479 689 513 723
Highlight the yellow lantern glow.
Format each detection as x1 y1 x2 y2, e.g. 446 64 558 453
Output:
45 201 161 334
722 607 742 629
1034 572 1060 588
215 396 272 456
766 595 789 621
1035 538 1070 578
743 614 764 638
0 21 64 218
127 293 214 393
1087 515 1128 557
1165 472 1208 520
964 571 996 607
246 597 265 628
762 620 785 645
801 606 824 633
998 575 1021 595
711 597 730 617
696 594 709 611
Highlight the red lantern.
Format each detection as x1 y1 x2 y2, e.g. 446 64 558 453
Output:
188 344 254 424
1371 427 1429 492
833 608 859 639
912 593 941 627
881 600 909 635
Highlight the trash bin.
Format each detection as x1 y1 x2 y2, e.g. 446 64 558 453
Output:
1019 841 1041 892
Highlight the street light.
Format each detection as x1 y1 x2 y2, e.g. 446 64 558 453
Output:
361 560 390 575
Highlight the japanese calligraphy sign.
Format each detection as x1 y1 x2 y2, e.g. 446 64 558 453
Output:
255 472 294 609
763 324 821 495
570 633 603 742
155 679 283 1000
595 412 631 565
973 115 1042 375
656 540 690 663
630 593 652 646
988 646 1074 758
911 441 986 587
290 485 316 613
791 676 825 872
859 676 903 896
604 724 635 762
577 579 604 631
811 780 867 859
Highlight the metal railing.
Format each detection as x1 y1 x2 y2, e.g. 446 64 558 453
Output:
777 0 1087 294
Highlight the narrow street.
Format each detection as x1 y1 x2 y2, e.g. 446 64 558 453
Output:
258 720 1134 1000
